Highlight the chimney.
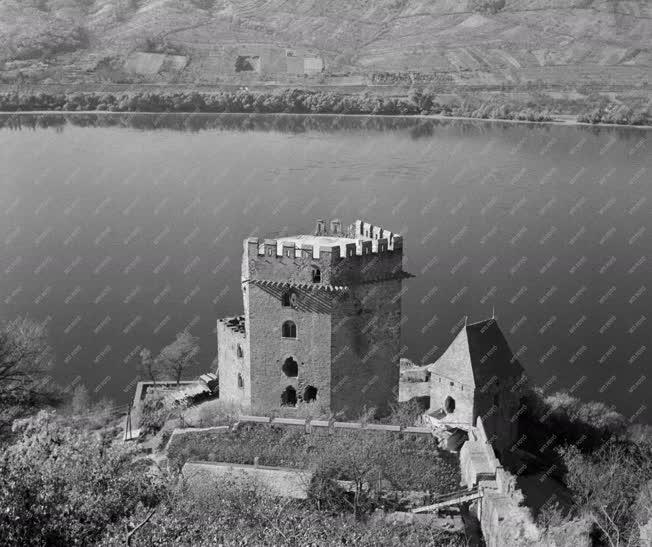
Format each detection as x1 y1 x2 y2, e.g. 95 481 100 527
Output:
330 219 341 235
315 219 326 235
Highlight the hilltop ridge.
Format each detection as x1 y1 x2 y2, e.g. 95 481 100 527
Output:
1 0 650 96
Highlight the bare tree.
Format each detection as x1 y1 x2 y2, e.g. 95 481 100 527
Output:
138 348 159 385
157 331 199 386
561 439 652 546
0 317 52 404
312 432 387 518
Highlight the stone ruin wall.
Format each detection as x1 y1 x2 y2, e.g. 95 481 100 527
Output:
216 319 248 407
460 417 591 547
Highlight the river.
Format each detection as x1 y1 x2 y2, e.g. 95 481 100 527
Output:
0 113 649 421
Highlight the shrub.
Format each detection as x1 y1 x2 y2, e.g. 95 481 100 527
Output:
139 391 172 436
166 423 461 501
0 411 165 546
100 478 467 546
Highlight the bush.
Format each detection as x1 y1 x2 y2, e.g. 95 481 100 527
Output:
100 478 467 546
139 391 172 436
0 411 165 546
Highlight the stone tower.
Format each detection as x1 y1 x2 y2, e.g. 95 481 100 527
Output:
217 219 411 417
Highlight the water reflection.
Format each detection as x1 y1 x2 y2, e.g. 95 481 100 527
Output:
0 112 645 141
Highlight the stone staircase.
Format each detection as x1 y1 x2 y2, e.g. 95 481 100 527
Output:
412 487 482 513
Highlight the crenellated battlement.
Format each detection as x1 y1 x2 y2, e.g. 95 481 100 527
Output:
244 218 403 262
246 237 343 261
245 238 402 261
348 219 403 252
243 219 407 287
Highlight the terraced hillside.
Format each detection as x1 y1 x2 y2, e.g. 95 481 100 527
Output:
0 0 650 93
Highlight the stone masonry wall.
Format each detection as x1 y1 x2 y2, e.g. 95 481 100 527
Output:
245 238 339 285
330 246 404 285
398 379 431 402
330 279 402 417
428 330 476 426
474 388 521 457
247 283 332 411
216 320 248 407
430 373 475 424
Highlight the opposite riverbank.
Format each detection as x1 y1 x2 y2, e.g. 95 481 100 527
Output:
1 89 650 128
3 110 651 132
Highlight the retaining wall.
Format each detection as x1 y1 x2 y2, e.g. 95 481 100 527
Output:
168 415 433 441
183 461 313 499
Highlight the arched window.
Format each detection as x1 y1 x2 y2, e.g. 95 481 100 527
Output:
281 386 297 407
303 386 318 403
282 292 291 307
237 344 243 358
282 357 298 377
311 267 321 283
282 320 297 338
237 373 244 389
445 396 456 414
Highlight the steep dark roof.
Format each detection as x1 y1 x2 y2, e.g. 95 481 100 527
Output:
465 319 524 388
427 318 524 390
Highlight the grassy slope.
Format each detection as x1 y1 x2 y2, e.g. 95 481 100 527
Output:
0 0 650 92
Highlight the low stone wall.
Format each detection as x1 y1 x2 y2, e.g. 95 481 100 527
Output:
398 379 431 402
165 416 437 463
183 461 313 499
203 415 433 435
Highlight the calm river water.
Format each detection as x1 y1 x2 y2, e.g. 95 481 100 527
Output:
0 113 649 421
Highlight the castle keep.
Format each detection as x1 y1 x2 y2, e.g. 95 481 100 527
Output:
217 219 412 417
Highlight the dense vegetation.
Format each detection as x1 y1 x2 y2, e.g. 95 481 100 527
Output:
0 411 164 546
1 89 649 125
97 478 466 546
0 408 467 545
577 102 651 125
0 89 558 121
0 313 650 545
167 422 461 493
521 389 652 546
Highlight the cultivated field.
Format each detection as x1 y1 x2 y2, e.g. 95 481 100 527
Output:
1 0 650 100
